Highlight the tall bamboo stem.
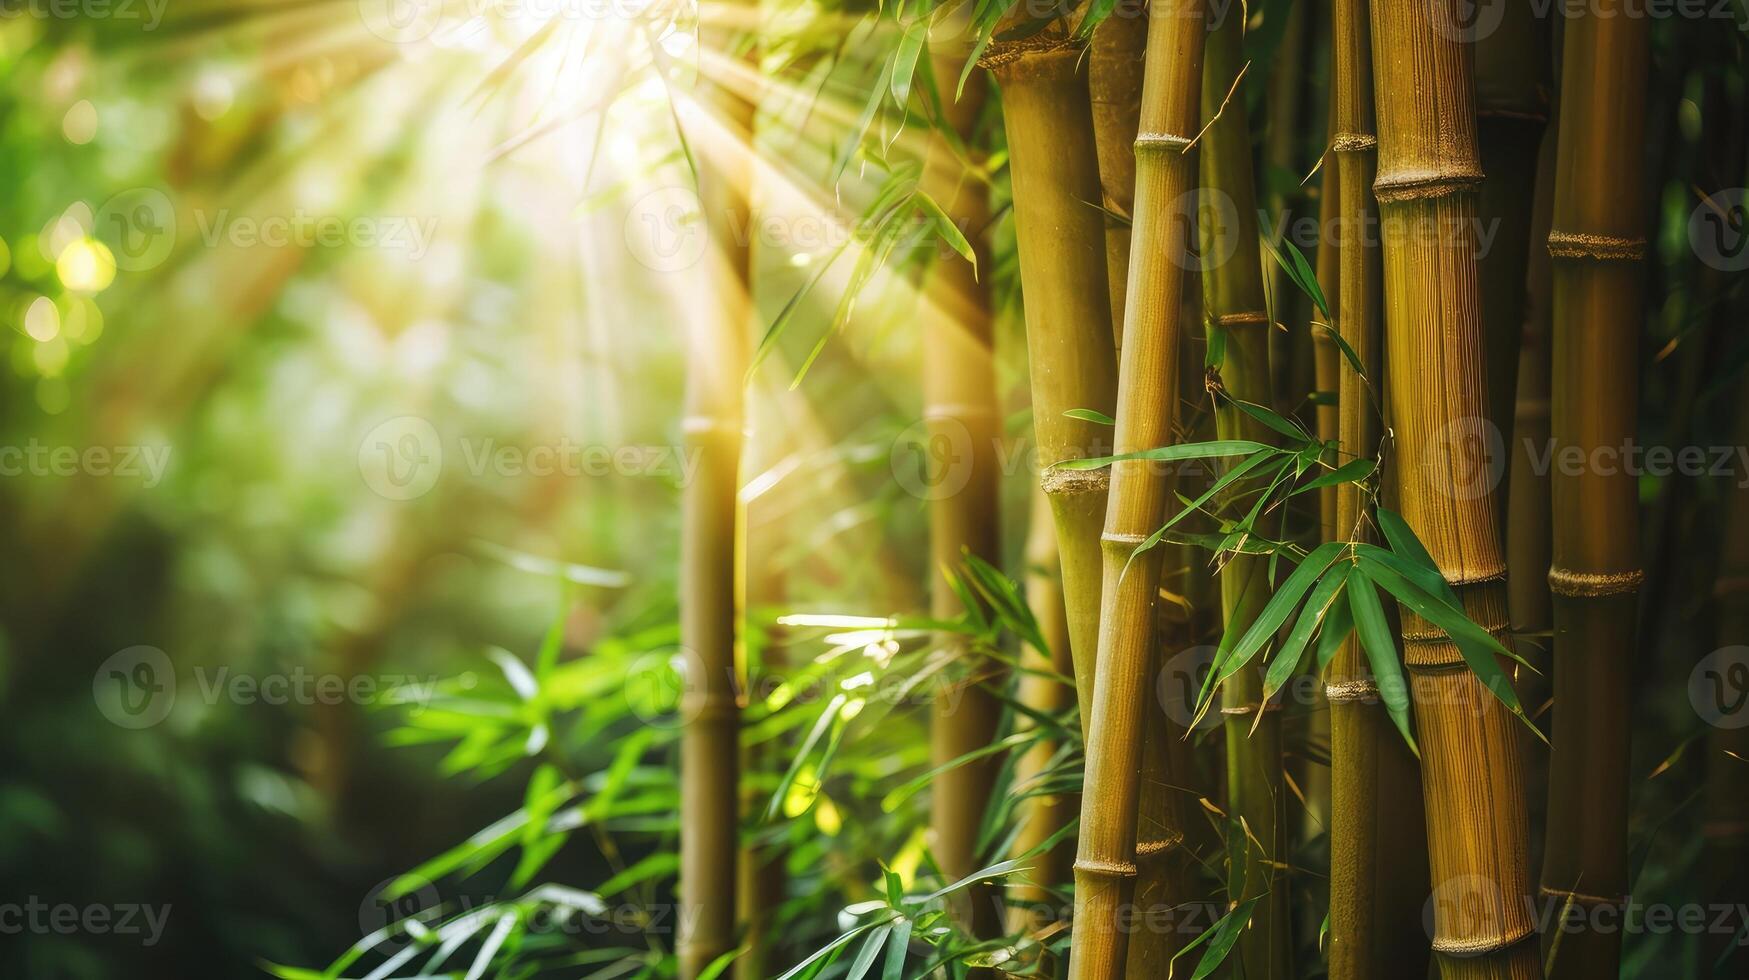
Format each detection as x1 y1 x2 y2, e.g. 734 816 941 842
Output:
985 14 1119 742
1325 0 1428 974
1368 1 1540 976
1066 1 1206 974
1200 12 1291 977
1538 3 1649 975
922 43 1005 941
678 66 753 978
1705 382 1749 968
1314 114 1342 544
1089 0 1148 347
1474 1 1550 511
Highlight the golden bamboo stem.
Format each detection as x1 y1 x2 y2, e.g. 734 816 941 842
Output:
985 18 1119 745
1089 1 1148 347
678 72 753 977
1538 3 1650 975
1368 1 1541 976
1066 0 1206 974
1474 1 1550 512
1324 0 1429 974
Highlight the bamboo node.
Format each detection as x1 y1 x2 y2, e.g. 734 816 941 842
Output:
1372 167 1484 203
977 29 1082 72
1039 466 1110 496
1547 566 1644 597
1547 230 1646 261
1134 132 1194 153
1324 678 1380 703
1073 857 1137 879
1215 311 1269 328
1330 132 1377 152
1218 700 1283 716
1102 531 1154 546
1431 923 1539 957
1538 884 1628 909
1134 831 1185 858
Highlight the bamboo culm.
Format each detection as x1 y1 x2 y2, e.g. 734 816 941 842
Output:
678 61 754 977
1368 1 1541 976
1539 3 1650 976
1325 0 1429 974
1200 11 1291 977
1066 1 1206 975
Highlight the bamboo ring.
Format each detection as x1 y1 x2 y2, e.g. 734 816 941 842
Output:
1547 566 1644 598
1547 230 1646 261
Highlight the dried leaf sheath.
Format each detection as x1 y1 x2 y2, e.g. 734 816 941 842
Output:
1539 3 1650 976
1367 1 1539 977
1066 0 1207 975
921 42 1005 941
1200 11 1291 977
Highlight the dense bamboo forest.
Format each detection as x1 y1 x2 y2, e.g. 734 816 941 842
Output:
1 0 1747 977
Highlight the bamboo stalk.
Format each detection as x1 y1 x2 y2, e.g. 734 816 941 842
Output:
985 15 1119 746
678 67 754 977
1474 1 1550 510
1199 12 1292 977
1324 0 1428 974
922 43 1005 941
1367 1 1541 976
1506 113 1557 881
1538 2 1649 975
1066 0 1206 974
1264 0 1312 415
1314 120 1341 545
1008 486 1077 933
1089 0 1148 347
1089 7 1201 969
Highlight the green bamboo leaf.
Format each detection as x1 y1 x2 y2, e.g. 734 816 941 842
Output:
845 924 892 980
777 921 885 980
889 24 924 108
1348 570 1418 756
1353 545 1534 671
594 852 680 897
1314 321 1368 380
1291 458 1376 497
1264 563 1351 703
1063 407 1117 425
1227 394 1311 444
1359 555 1541 738
696 949 743 980
1261 233 1329 319
882 917 912 980
1317 590 1354 672
1376 505 1441 581
1054 439 1272 470
1164 451 1287 534
766 693 848 820
914 190 977 274
1214 541 1345 691
1169 895 1263 980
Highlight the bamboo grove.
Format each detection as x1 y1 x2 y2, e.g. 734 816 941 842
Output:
257 0 1749 977
676 0 1714 975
